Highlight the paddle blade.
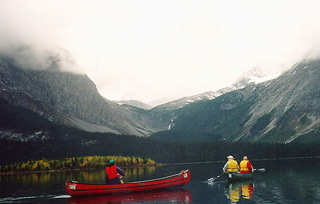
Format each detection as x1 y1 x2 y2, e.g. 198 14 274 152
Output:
207 178 214 182
254 168 266 172
207 173 225 182
207 176 219 182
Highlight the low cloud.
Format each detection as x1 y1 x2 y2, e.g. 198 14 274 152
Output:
2 0 320 102
0 40 81 74
0 0 81 74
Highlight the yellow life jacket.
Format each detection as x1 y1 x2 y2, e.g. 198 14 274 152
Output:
229 186 240 203
239 160 249 172
227 160 238 172
241 184 252 199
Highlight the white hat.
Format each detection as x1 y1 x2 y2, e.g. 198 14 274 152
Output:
227 155 234 159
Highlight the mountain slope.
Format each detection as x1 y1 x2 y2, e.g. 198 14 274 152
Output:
0 54 169 136
245 60 320 143
152 59 320 143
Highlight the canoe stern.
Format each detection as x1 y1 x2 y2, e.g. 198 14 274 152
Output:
227 172 253 182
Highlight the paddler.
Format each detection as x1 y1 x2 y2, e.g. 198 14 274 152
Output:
223 155 239 173
106 160 125 184
238 156 253 173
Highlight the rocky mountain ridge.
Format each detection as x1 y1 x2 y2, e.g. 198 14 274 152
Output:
115 100 153 110
151 67 279 112
156 59 320 143
0 55 169 137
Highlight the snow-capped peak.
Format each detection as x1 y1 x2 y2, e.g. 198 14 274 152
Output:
233 66 280 89
152 66 282 111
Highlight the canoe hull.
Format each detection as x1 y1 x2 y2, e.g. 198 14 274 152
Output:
227 172 253 183
66 170 191 197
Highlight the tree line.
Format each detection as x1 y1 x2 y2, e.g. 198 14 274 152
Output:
0 155 157 173
1 121 320 168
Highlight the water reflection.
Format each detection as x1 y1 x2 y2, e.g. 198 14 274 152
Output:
122 166 156 182
68 189 192 204
0 166 157 185
2 160 320 203
224 180 254 203
0 166 157 199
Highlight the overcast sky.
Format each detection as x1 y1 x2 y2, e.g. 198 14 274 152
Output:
1 0 320 103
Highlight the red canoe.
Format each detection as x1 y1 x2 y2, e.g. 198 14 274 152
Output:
65 170 191 197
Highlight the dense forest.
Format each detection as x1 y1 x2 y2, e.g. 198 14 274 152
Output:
1 129 320 167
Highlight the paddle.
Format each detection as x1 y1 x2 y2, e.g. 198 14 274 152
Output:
207 168 265 182
253 168 266 172
207 172 227 182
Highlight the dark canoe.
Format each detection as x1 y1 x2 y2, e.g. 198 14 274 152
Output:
226 172 253 182
65 170 190 197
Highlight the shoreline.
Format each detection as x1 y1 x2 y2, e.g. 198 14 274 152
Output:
0 164 161 175
2 156 320 175
163 155 320 166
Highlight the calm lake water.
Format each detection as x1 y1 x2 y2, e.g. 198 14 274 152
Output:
1 158 320 203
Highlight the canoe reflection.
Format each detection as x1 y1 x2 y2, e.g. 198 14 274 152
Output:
68 188 192 204
224 180 254 203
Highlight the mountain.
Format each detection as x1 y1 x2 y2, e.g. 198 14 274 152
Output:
232 66 279 89
0 51 170 137
147 97 181 108
152 66 275 112
1 44 320 144
151 59 320 143
115 100 152 110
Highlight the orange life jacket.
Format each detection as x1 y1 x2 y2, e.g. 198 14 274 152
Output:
227 160 238 172
106 165 120 179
